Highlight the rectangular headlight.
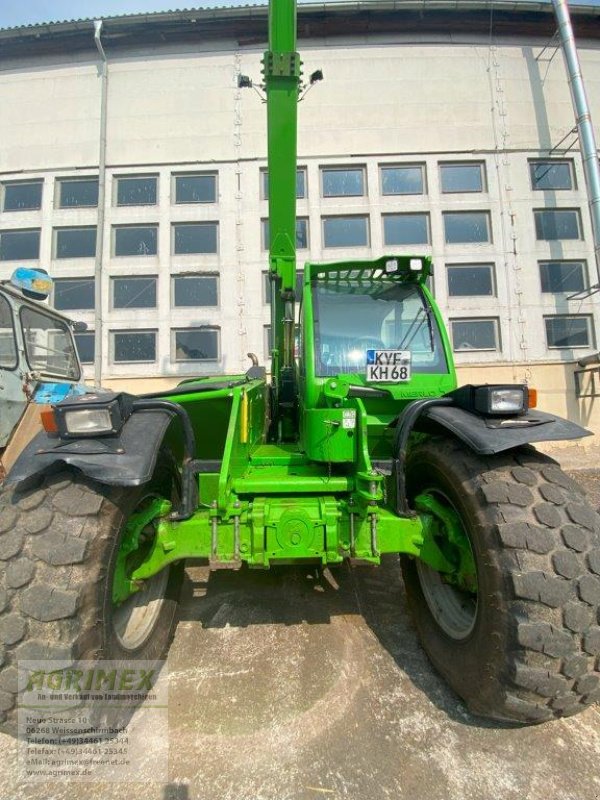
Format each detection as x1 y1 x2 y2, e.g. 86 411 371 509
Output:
63 408 113 435
53 391 135 438
474 385 527 416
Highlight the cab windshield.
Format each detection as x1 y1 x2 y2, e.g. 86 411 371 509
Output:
312 274 448 377
20 306 80 380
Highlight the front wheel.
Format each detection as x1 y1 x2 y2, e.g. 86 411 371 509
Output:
402 438 600 724
0 464 183 735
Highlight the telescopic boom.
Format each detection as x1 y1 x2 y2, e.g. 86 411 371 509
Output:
264 0 301 439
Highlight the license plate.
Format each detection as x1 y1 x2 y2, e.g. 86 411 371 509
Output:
366 350 411 382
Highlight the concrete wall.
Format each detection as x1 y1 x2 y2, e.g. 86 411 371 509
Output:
0 30 599 447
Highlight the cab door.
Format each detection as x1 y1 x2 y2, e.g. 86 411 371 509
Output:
0 292 27 448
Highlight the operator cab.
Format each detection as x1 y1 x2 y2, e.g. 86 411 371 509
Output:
0 268 82 382
0 269 84 450
301 255 455 409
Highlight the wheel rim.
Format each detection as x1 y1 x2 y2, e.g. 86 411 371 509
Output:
415 489 478 641
112 567 169 651
111 494 171 651
416 559 477 640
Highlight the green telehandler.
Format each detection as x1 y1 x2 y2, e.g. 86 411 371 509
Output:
0 0 599 728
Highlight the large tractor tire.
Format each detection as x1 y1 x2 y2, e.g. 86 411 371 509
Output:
0 463 183 735
402 437 600 724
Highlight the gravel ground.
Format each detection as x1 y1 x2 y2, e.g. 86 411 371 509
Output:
0 469 598 800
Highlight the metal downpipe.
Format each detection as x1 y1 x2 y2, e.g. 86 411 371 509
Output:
552 0 600 285
93 20 108 387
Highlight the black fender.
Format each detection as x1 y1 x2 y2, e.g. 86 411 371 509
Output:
5 409 176 488
420 406 592 455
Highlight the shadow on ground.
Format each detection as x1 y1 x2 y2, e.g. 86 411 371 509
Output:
177 556 510 731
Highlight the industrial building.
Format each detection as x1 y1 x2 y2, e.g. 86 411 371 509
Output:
0 0 599 452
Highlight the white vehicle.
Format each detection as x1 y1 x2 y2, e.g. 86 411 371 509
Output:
0 268 86 479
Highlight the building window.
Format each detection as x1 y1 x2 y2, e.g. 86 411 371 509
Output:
263 270 304 304
58 178 98 208
55 227 97 259
264 325 272 359
74 331 95 365
112 276 157 309
172 274 218 307
321 167 365 197
116 176 157 206
173 328 220 361
530 160 574 191
112 330 156 363
383 213 430 246
539 260 587 294
447 263 495 297
440 162 485 193
113 225 158 257
545 315 592 349
261 167 307 200
53 278 95 311
380 164 425 196
174 173 217 204
0 229 40 261
3 180 43 212
451 318 499 351
323 215 369 248
262 218 308 250
173 223 218 255
534 209 582 241
443 212 491 244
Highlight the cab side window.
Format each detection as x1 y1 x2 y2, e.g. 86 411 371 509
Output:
0 294 17 369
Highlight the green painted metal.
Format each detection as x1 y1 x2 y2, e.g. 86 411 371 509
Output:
104 0 486 589
112 496 172 605
414 492 478 592
265 0 301 438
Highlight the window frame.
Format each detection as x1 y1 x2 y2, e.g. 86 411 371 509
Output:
450 317 500 352
112 224 159 258
111 329 157 364
111 275 158 311
534 208 583 241
57 177 99 209
544 314 593 350
114 174 158 207
172 222 219 256
2 180 43 212
52 277 96 311
261 217 309 251
171 327 221 363
19 304 81 381
0 228 41 261
260 167 307 201
173 172 218 205
382 212 431 246
538 260 588 294
529 160 575 191
443 211 492 245
439 161 486 194
171 274 219 308
74 330 95 365
54 226 97 260
262 270 304 304
446 263 496 298
320 166 366 198
379 163 426 196
0 292 18 370
322 215 370 248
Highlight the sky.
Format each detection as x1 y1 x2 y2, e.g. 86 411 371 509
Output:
0 0 598 28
